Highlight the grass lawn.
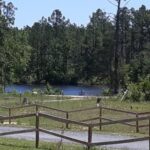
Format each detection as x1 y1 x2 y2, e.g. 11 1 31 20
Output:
0 137 122 150
0 94 150 134
0 137 83 150
0 94 149 149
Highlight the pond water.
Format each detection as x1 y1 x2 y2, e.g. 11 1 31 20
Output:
5 84 105 96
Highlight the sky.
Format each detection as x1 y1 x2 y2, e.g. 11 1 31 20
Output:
4 0 150 29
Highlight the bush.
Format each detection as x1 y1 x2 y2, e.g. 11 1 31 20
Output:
102 88 113 96
139 76 150 101
44 83 61 95
0 86 3 93
126 76 150 101
126 83 141 102
9 89 19 96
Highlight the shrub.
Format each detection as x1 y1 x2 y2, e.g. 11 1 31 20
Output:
127 83 141 102
0 86 3 93
102 88 113 96
126 76 150 101
10 89 19 96
44 83 61 95
139 76 150 101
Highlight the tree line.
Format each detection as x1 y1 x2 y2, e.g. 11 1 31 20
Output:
0 0 150 96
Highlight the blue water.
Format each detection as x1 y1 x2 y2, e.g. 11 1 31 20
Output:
5 84 104 96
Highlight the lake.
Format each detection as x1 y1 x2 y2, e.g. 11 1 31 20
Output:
5 84 105 96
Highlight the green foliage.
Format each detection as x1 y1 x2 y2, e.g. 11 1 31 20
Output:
126 76 150 101
26 8 114 85
139 76 150 101
44 83 61 95
0 86 3 93
126 83 141 102
2 29 32 83
0 0 17 87
8 89 19 96
102 88 113 96
120 64 130 89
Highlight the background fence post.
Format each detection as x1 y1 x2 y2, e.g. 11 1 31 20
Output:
9 108 11 124
99 106 102 130
87 126 92 150
20 93 22 104
66 112 69 129
35 110 39 148
36 105 38 114
136 114 139 133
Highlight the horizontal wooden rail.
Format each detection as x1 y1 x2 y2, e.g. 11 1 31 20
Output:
0 113 35 121
39 113 89 127
80 117 100 122
102 106 136 115
101 117 135 127
0 115 6 117
9 104 36 110
37 104 67 113
68 107 98 113
93 115 150 127
0 106 9 109
79 117 135 127
0 129 35 136
138 112 150 115
139 125 150 128
39 128 88 145
0 104 67 113
68 106 137 115
90 136 150 147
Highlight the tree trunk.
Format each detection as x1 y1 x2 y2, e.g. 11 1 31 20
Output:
112 0 121 94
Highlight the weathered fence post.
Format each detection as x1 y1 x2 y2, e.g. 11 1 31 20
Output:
66 112 69 129
36 105 38 114
20 93 22 104
136 113 139 133
9 108 11 124
35 108 39 148
87 126 92 150
99 106 102 130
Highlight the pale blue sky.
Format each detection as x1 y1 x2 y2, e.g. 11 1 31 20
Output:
5 0 150 29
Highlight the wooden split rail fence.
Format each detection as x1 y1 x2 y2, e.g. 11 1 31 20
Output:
1 104 150 132
66 106 150 133
0 104 150 149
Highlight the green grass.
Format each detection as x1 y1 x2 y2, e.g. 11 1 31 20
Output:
0 93 71 106
0 137 82 150
0 137 121 150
